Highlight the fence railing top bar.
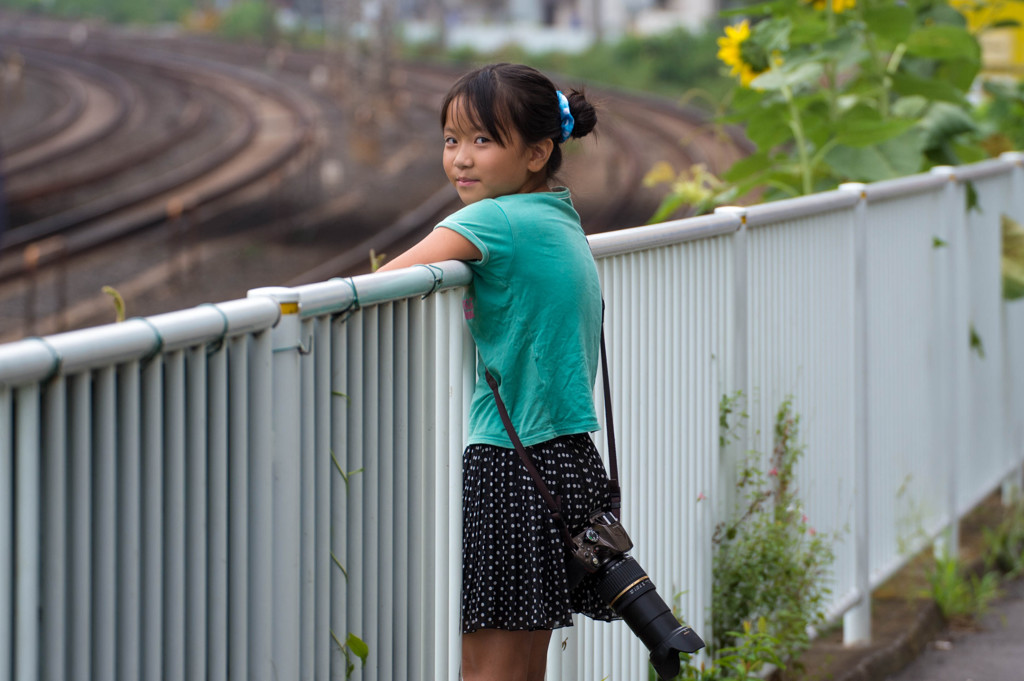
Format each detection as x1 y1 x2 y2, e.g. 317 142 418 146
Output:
0 338 64 388
863 171 948 202
0 297 279 387
744 189 859 228
587 212 740 258
290 260 474 318
951 156 1017 182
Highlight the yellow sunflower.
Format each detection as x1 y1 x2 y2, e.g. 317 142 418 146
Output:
718 21 755 87
808 0 857 12
717 20 769 87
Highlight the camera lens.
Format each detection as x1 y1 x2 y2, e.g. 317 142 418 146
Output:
594 555 705 680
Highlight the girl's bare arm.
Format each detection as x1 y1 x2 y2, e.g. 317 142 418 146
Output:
376 227 482 272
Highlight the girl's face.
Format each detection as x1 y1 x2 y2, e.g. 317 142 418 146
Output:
442 98 552 204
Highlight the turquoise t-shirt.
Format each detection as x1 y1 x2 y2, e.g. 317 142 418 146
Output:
436 188 603 448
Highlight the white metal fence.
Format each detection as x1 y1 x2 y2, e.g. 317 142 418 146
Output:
2 156 1024 681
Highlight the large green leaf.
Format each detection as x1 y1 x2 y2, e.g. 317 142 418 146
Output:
824 128 928 182
720 0 786 18
723 151 777 183
743 102 793 149
917 101 977 151
833 104 916 147
1003 214 1024 301
834 119 917 148
863 5 915 45
904 25 981 62
789 11 829 44
799 97 833 149
938 57 981 92
891 95 930 119
750 62 824 92
752 14 792 54
890 71 968 105
825 32 871 72
951 142 989 165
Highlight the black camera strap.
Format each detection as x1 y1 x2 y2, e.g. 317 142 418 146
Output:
483 307 621 552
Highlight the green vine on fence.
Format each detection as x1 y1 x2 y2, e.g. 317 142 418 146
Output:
330 389 368 678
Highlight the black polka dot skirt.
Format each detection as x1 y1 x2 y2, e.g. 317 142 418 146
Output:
460 432 621 634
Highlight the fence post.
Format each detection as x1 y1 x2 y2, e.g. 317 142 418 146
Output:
1000 152 1024 502
0 387 11 681
714 202 750 657
714 206 749 522
14 385 41 681
840 182 871 645
931 166 962 557
248 286 303 679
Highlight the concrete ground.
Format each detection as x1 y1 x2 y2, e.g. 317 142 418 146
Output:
885 576 1024 681
785 492 1023 681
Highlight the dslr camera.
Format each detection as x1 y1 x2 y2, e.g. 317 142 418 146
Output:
567 510 706 680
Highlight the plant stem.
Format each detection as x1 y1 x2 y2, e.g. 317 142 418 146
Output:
783 83 813 195
883 42 907 117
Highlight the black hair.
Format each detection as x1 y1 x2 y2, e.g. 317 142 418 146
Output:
440 63 598 178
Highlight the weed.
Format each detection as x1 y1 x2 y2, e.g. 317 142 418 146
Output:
663 396 835 680
926 552 1001 623
982 493 1024 578
712 398 834 666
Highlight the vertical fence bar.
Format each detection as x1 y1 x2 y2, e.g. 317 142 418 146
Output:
448 293 468 681
0 386 10 681
186 347 208 681
14 385 40 681
344 312 366 675
141 358 163 681
117 363 141 681
392 301 410 681
93 366 116 681
407 300 427 676
255 288 303 680
68 372 92 681
164 351 186 681
431 296 450 681
329 318 350 679
932 167 961 555
300 318 316 681
377 306 395 681
41 376 66 681
313 317 332 681
228 336 249 681
249 328 274 681
715 207 748 528
841 183 871 645
207 344 228 681
362 306 380 681
1004 153 1024 495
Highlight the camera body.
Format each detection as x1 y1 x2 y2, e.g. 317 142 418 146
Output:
566 509 706 680
569 510 633 572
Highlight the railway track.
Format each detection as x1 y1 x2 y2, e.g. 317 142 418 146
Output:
0 14 750 342
0 32 317 257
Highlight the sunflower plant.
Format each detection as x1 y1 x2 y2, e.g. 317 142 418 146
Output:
649 0 994 215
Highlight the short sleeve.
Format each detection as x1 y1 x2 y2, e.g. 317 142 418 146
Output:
434 200 514 269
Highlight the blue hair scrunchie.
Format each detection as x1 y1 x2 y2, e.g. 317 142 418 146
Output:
555 90 574 143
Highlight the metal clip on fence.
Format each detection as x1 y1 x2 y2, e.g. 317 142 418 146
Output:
329 277 361 322
417 264 445 299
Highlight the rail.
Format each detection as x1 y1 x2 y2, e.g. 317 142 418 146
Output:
2 156 1024 680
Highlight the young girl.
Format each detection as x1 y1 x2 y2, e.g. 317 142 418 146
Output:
378 63 616 681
